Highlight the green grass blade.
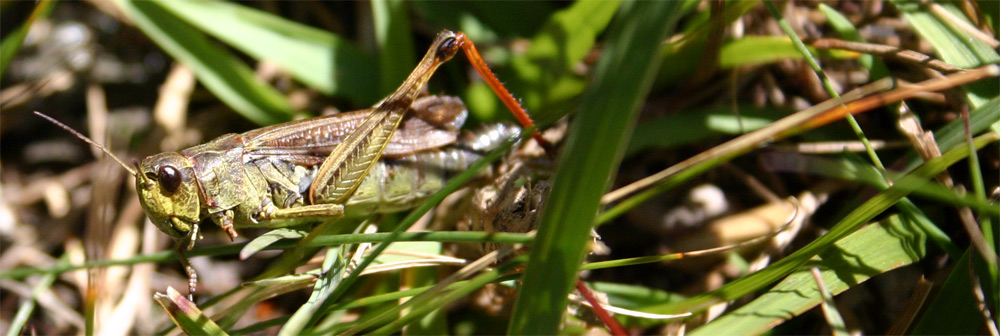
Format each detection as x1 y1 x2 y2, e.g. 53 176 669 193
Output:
368 262 517 334
0 231 533 282
153 0 378 104
892 0 1000 109
506 0 621 124
766 153 999 216
689 215 927 335
373 0 415 96
508 2 681 334
279 241 346 335
717 36 858 68
5 254 67 336
764 0 887 175
463 0 620 124
910 250 986 335
625 105 787 156
239 228 309 260
0 0 55 78
154 287 228 335
316 133 522 315
648 132 997 315
589 281 686 309
817 3 890 79
111 0 296 125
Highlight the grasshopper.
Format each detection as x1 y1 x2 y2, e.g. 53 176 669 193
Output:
37 30 547 297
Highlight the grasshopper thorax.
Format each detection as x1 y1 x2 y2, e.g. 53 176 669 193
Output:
136 152 201 239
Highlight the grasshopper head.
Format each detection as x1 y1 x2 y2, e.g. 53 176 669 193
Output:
32 112 203 240
136 152 201 239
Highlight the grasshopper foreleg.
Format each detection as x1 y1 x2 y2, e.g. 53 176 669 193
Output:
211 210 240 240
255 159 312 209
176 233 199 301
181 221 200 250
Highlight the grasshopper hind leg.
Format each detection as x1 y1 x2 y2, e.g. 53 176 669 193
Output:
256 203 345 221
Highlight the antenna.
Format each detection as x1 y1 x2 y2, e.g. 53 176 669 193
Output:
34 111 138 176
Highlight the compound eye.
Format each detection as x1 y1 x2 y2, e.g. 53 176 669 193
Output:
157 166 182 194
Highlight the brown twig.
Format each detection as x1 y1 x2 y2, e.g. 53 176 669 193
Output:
807 38 964 74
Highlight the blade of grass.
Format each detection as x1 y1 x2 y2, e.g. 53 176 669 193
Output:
152 0 378 104
340 246 517 335
717 36 859 68
234 273 524 335
892 0 1000 110
464 0 620 124
0 0 55 78
373 0 414 96
763 1 888 175
506 0 621 124
601 65 998 224
0 231 534 281
313 132 523 316
154 287 228 335
765 153 999 216
599 82 884 224
688 215 927 335
647 132 997 316
368 260 520 334
589 281 686 309
761 150 975 258
813 3 972 262
278 239 347 335
111 0 296 125
192 279 313 335
239 228 309 260
910 251 987 335
817 3 890 79
889 3 999 296
5 254 68 336
625 105 788 157
215 216 359 330
508 2 681 334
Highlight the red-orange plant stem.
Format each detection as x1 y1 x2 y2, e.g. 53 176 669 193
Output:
577 280 628 336
793 65 999 136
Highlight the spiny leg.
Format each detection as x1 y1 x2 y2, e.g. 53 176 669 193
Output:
452 32 554 154
308 30 552 205
258 203 345 221
308 31 464 205
176 232 198 301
